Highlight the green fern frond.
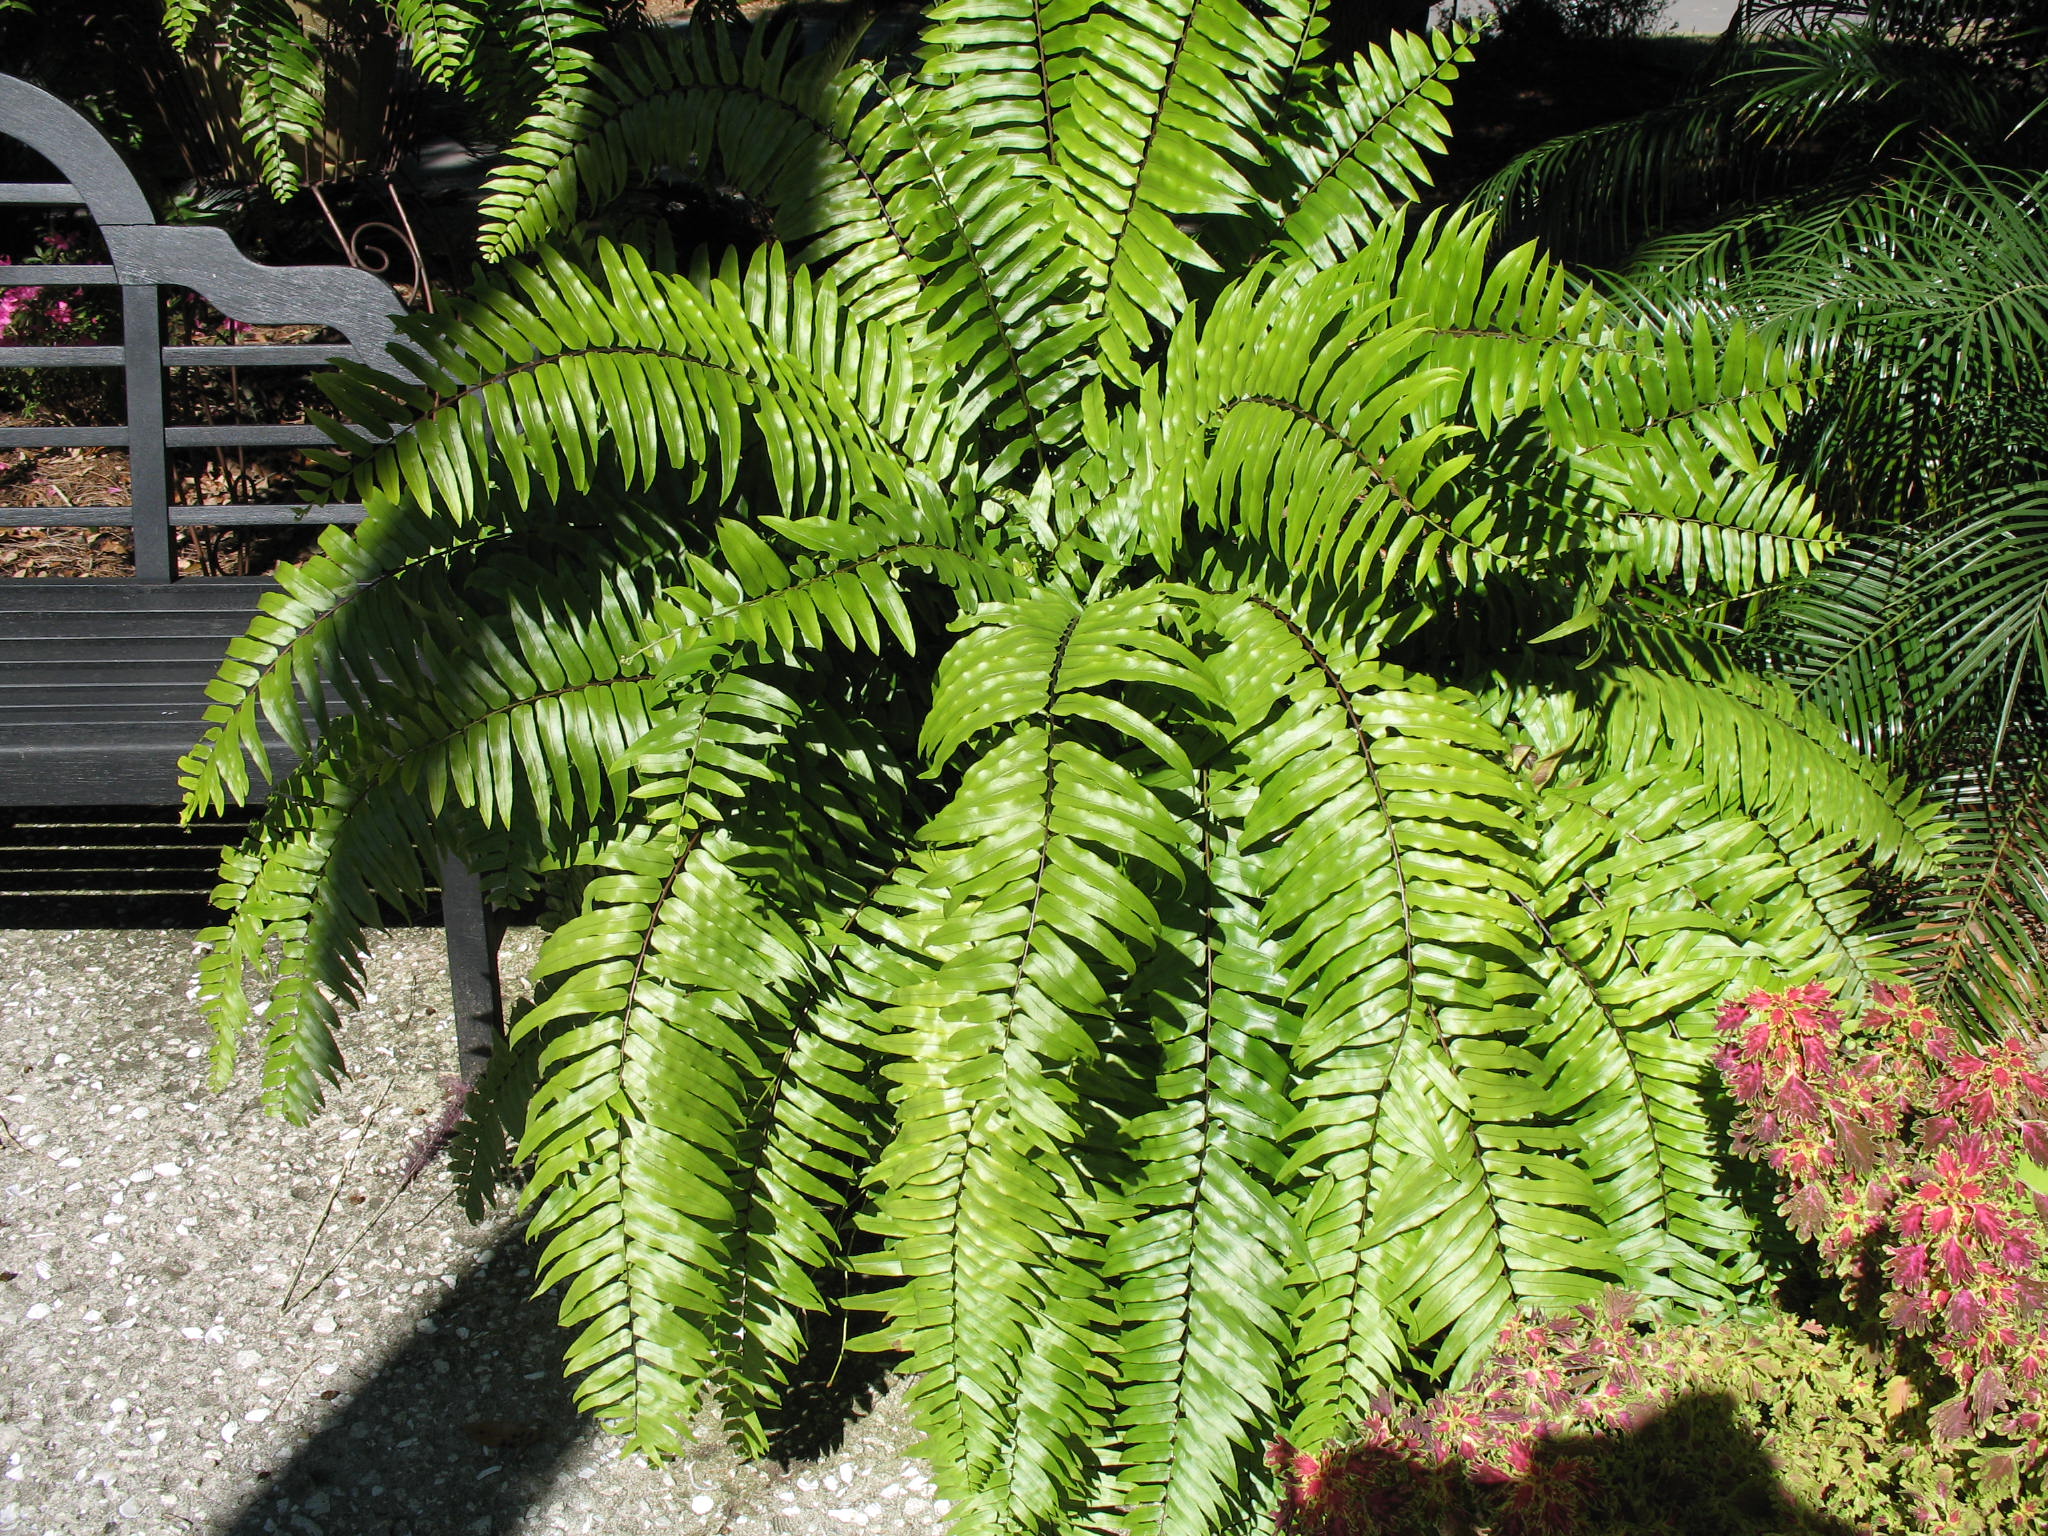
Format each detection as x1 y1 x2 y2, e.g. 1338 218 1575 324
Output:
1049 0 1299 378
198 757 436 1122
859 591 1206 1530
517 825 811 1452
1208 592 1543 1430
320 242 925 526
1515 770 1776 1302
1258 28 1470 271
1098 778 1298 1536
1585 665 1949 877
478 25 922 319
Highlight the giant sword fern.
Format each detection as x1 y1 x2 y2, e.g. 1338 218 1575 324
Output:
186 6 1946 1533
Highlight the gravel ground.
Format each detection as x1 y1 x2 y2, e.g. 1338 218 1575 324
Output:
0 927 953 1536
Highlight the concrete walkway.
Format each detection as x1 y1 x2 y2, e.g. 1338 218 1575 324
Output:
0 928 951 1536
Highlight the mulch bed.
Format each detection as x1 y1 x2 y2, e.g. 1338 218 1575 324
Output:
1 317 338 579
0 430 327 578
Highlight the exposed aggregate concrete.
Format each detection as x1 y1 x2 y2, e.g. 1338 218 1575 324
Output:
0 928 952 1536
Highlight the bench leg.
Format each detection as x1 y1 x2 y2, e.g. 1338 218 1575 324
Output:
437 853 504 1084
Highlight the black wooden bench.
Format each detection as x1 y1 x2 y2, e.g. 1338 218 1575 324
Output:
0 72 503 1076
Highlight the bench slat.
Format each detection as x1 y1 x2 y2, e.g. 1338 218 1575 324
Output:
0 264 115 284
0 634 269 657
164 425 329 448
0 345 125 366
0 425 128 446
0 730 287 804
0 505 366 528
0 580 290 802
0 578 277 609
163 346 350 367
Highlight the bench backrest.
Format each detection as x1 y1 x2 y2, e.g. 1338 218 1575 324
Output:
0 72 412 582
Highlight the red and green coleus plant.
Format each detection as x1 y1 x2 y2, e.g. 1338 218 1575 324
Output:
1717 982 2048 1452
1268 1292 1663 1536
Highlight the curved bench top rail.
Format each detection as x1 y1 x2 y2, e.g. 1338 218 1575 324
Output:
0 72 411 574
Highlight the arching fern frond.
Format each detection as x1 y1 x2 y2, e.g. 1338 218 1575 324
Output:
858 589 1206 1532
517 822 812 1453
315 242 930 527
477 24 924 319
1048 0 1306 377
1583 666 1948 877
198 755 437 1122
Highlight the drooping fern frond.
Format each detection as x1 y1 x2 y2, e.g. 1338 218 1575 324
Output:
857 590 1206 1533
516 821 812 1453
1097 778 1298 1536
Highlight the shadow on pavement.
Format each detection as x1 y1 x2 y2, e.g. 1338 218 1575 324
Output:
209 1221 901 1536
212 1232 584 1536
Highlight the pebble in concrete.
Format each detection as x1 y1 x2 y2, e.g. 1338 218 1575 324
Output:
0 927 955 1536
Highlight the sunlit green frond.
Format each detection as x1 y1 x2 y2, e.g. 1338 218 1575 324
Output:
516 824 812 1453
855 63 1103 466
198 557 689 1120
655 507 1012 662
314 242 925 527
709 957 889 1452
1098 782 1297 1536
915 0 1066 161
1583 666 1948 877
858 590 1205 1533
179 489 694 818
1257 28 1469 271
1207 592 1544 1431
1048 0 1303 377
1141 251 1480 588
198 757 437 1122
1512 769 1784 1303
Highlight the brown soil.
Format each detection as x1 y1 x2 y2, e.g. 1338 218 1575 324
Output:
0 431 328 579
642 0 797 19
0 433 135 578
